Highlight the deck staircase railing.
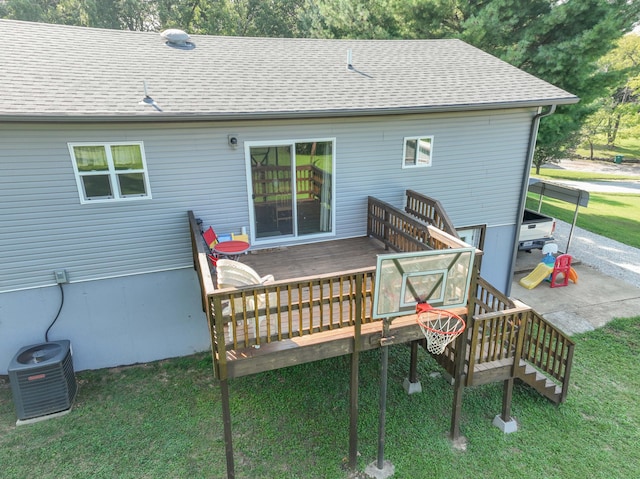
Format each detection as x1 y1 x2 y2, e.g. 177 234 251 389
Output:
404 190 459 237
464 281 575 403
368 196 469 252
517 308 575 403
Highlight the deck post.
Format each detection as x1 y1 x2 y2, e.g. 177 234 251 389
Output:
220 378 235 479
449 326 466 441
450 254 481 441
377 342 388 469
492 378 518 434
211 296 235 478
408 341 418 382
348 274 363 470
501 378 514 421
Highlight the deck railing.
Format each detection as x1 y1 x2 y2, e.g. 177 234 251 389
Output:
404 190 459 237
367 196 468 252
188 211 215 315
211 269 376 351
252 164 327 204
465 306 530 383
191 197 471 380
520 309 575 402
462 279 574 398
474 276 516 315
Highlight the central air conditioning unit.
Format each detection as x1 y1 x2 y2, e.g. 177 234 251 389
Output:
8 340 77 422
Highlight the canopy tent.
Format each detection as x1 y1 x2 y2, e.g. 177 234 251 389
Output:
528 178 589 254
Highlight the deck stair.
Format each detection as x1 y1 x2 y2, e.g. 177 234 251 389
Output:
515 360 563 404
430 279 573 405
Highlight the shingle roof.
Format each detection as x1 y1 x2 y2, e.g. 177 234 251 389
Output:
0 20 578 121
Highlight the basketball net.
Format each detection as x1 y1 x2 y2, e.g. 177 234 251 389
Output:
416 303 466 355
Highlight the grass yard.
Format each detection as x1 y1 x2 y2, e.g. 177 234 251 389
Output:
529 169 640 249
533 168 638 182
2 316 640 478
574 135 640 162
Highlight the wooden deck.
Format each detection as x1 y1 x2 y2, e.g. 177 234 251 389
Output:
239 236 388 280
188 193 575 478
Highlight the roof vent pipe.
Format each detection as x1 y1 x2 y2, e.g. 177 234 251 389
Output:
347 49 353 70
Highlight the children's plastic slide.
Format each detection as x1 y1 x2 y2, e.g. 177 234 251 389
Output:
519 263 554 289
519 263 579 289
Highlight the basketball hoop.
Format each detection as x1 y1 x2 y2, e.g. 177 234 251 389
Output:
416 303 466 355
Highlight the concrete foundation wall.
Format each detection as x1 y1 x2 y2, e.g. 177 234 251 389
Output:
0 269 209 375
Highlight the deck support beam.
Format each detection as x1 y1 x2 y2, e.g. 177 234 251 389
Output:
349 274 363 471
220 379 235 479
349 351 360 470
449 330 467 442
492 378 518 433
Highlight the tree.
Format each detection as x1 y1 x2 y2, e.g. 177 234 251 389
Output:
299 0 399 39
0 0 160 30
580 102 609 160
456 0 640 169
300 0 640 168
157 0 306 37
593 34 640 148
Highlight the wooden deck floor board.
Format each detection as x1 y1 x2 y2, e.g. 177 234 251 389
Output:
239 236 388 280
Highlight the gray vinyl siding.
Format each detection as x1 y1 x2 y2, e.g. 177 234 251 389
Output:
1 108 534 292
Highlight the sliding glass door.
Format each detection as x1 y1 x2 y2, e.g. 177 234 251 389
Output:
248 139 334 241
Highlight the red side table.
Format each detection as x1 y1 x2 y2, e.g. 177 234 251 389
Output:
213 240 250 261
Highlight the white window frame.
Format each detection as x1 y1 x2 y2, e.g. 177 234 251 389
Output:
244 137 337 246
402 136 434 169
68 141 152 204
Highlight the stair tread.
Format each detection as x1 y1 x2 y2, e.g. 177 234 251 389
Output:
516 359 563 402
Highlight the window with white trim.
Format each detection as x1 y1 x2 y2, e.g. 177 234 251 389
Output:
68 142 152 203
402 136 433 168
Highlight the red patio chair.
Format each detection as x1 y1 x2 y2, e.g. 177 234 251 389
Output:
550 254 572 288
202 226 218 248
202 226 219 268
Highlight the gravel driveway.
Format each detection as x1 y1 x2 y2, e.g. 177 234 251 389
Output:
553 220 640 289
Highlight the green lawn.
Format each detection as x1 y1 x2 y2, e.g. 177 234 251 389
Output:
2 316 640 478
530 169 640 249
574 135 640 161
534 168 638 182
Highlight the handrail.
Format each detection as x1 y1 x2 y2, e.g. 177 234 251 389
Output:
367 196 433 252
466 283 574 399
405 190 459 237
474 276 516 315
467 306 530 384
187 211 216 305
519 309 575 401
367 196 468 252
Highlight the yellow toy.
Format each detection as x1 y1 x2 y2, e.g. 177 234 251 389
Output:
519 263 554 289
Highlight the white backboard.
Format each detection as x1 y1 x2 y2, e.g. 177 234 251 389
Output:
372 248 475 319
